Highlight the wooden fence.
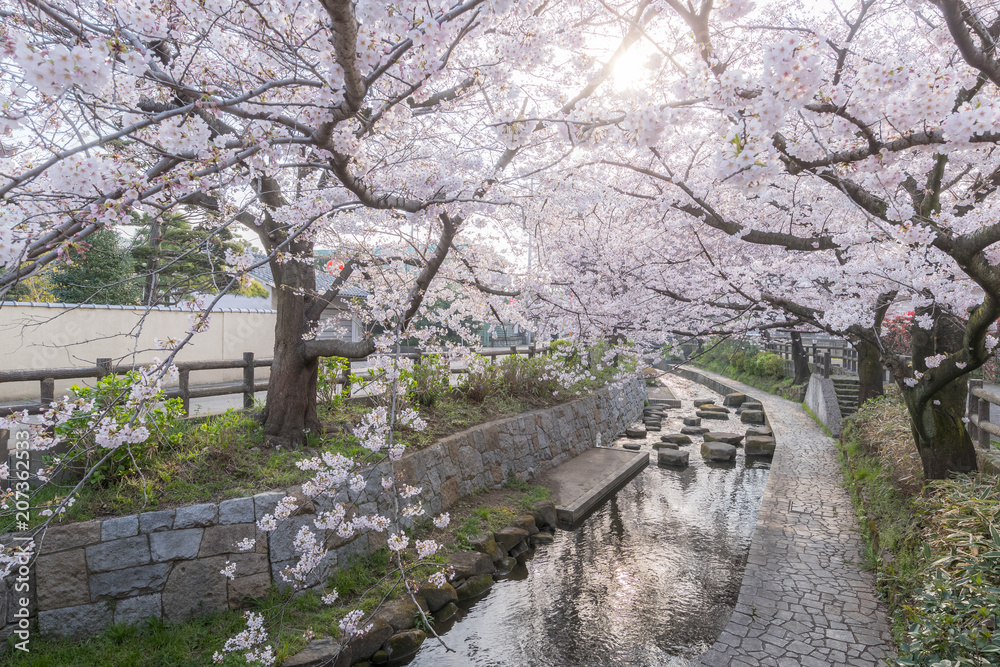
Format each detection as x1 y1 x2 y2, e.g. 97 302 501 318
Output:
763 339 859 378
967 379 1000 449
0 344 553 417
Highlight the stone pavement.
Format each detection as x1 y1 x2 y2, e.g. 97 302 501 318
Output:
687 369 895 667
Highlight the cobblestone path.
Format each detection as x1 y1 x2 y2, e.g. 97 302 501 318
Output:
687 369 896 667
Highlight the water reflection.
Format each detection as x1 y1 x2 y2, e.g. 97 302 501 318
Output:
406 445 769 667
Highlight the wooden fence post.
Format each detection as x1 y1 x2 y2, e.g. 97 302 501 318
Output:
823 351 831 378
529 342 536 359
38 377 54 412
96 358 113 379
968 379 983 445
179 369 191 415
39 378 54 408
243 352 255 409
978 385 991 449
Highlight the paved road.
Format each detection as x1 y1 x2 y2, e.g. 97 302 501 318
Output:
688 369 895 667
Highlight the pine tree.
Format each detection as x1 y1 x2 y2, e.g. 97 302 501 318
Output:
50 229 141 305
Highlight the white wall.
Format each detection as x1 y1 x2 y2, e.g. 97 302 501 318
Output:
0 303 276 402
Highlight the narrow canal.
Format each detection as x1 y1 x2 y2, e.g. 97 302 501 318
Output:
406 376 770 667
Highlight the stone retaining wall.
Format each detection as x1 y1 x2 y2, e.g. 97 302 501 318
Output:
804 373 844 436
673 366 749 399
1 376 645 641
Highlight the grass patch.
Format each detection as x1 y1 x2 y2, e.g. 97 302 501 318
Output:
3 608 252 667
448 478 552 550
11 409 322 529
837 396 925 640
394 394 561 451
800 404 833 437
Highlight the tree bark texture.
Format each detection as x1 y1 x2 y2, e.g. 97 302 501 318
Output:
903 377 977 479
903 304 978 479
854 339 884 407
262 241 323 446
790 332 810 385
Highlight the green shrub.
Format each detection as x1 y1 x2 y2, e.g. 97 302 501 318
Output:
498 354 559 398
459 353 563 403
460 357 503 403
730 350 748 372
407 354 451 407
56 372 185 487
897 549 1000 666
317 357 351 405
754 352 785 379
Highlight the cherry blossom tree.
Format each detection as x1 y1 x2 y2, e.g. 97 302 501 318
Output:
0 0 653 445
510 0 1000 478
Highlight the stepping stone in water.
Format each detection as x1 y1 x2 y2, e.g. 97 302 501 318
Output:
654 442 678 450
699 404 730 414
683 417 702 427
625 426 647 438
660 434 692 445
703 432 744 446
658 449 689 467
680 426 708 436
701 441 737 461
741 401 763 412
644 424 662 432
745 425 773 437
723 392 747 407
745 436 776 457
693 398 716 408
622 442 642 451
696 410 729 420
740 410 765 425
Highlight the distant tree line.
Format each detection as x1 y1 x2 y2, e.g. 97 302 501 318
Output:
5 216 267 306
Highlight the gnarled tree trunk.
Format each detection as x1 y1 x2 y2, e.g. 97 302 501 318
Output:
903 378 977 479
264 271 323 446
261 236 324 446
790 332 810 385
900 302 979 479
854 339 884 407
258 213 458 447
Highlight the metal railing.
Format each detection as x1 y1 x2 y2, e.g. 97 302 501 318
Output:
0 344 554 417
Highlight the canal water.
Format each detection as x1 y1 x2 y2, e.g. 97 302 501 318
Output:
406 377 770 667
